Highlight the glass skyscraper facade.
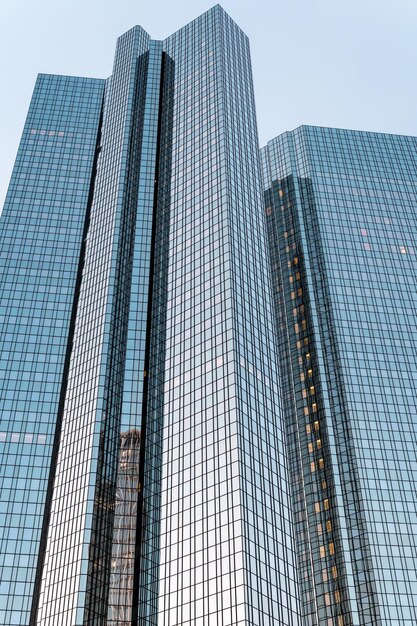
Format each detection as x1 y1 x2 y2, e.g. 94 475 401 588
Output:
262 126 417 626
1 7 417 626
0 7 299 626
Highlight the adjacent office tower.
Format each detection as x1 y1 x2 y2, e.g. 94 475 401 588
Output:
262 127 417 626
0 6 299 626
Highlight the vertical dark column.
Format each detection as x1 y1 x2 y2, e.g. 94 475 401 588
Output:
133 49 174 626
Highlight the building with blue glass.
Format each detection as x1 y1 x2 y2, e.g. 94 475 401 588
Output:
262 126 417 626
1 6 417 626
0 6 299 626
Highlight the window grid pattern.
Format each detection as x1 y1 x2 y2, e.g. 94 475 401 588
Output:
263 126 417 625
0 74 104 626
159 7 300 625
37 26 150 626
108 39 164 626
136 49 174 623
262 157 353 626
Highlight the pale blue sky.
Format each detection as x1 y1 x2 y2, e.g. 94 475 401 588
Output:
1 0 417 209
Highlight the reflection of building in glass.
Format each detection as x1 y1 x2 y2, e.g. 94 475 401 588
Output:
0 7 299 626
108 429 141 625
262 126 417 626
2 5 417 626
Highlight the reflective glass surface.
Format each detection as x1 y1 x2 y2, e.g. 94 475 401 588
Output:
156 7 300 625
262 127 417 626
37 27 151 625
0 74 104 626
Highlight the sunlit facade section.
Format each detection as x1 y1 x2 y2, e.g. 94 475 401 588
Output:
156 7 300 625
262 126 417 626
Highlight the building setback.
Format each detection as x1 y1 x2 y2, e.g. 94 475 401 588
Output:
0 6 299 626
262 126 417 626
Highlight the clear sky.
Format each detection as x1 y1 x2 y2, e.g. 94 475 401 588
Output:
1 0 417 209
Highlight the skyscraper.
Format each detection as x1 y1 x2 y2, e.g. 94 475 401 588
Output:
0 6 299 626
262 126 417 626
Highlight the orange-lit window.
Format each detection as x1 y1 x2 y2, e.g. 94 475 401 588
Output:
319 458 325 470
324 499 329 510
310 462 316 473
308 442 314 453
332 565 338 579
317 439 322 449
306 423 311 433
315 502 321 514
314 420 320 431
326 520 332 533
319 546 326 558
329 542 335 555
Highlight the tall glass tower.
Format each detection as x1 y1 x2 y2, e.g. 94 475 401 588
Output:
262 126 417 626
0 7 299 626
